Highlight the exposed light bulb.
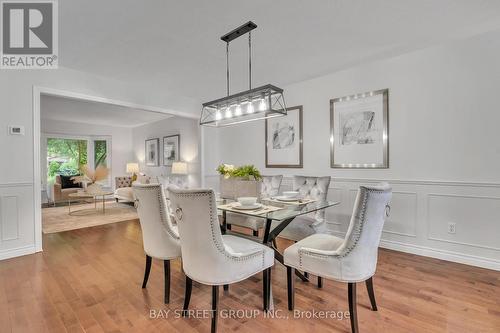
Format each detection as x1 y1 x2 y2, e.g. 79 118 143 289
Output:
235 104 242 116
215 109 223 120
259 98 267 111
247 102 254 114
225 108 232 118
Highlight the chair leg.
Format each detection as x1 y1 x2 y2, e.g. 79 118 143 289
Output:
142 255 152 288
226 223 232 230
272 239 277 249
365 277 377 311
348 282 359 333
287 266 294 310
304 272 309 279
262 268 271 312
182 276 192 317
164 260 170 304
262 269 267 311
267 268 272 311
317 276 323 289
211 285 219 333
115 198 119 203
223 284 229 291
253 230 258 237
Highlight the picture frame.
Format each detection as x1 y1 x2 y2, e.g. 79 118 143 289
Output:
330 89 389 168
265 105 303 168
145 138 159 166
163 134 180 166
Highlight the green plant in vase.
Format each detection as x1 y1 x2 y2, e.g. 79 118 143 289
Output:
216 164 262 180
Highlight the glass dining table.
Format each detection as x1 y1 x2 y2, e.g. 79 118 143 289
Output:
217 198 340 282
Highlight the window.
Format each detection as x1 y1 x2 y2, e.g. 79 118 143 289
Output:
45 135 112 188
47 138 88 184
94 140 108 168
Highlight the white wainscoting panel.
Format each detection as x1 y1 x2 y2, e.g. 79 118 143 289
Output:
427 193 500 251
0 183 35 260
205 175 500 270
1 196 19 241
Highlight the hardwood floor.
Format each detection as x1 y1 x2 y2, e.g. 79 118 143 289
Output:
1 220 499 333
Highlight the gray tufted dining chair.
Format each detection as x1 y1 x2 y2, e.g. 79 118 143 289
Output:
226 175 283 236
132 183 181 304
168 188 274 333
284 183 392 333
274 176 331 241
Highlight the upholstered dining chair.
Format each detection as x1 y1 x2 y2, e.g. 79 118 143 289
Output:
274 176 331 241
226 175 283 236
132 183 181 304
284 183 392 333
168 188 274 333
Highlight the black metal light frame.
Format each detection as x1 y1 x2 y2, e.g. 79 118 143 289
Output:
200 21 287 127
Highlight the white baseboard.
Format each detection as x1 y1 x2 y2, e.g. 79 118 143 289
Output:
379 239 500 271
329 230 500 271
0 245 37 261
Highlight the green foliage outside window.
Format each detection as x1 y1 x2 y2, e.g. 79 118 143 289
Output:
47 138 88 183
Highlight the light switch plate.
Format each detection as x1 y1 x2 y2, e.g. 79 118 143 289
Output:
8 126 25 135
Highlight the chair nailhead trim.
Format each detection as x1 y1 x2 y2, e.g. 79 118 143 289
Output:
298 187 390 266
134 185 179 240
173 191 265 267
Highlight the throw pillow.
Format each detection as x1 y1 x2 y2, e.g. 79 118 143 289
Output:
60 174 82 189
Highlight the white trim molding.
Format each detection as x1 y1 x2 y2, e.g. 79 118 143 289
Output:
0 245 37 261
30 85 201 258
205 174 500 271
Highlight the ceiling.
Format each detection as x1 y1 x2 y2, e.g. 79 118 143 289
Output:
40 95 171 127
59 0 500 105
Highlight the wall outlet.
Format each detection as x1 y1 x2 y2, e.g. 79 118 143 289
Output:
447 222 456 234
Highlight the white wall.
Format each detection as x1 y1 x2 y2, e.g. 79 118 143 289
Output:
40 118 134 191
132 117 201 188
203 29 500 270
0 66 198 260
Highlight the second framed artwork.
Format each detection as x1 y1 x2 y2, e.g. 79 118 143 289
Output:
163 134 180 166
330 89 389 168
265 105 303 168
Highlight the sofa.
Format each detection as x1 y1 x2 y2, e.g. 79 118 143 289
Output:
114 175 152 203
52 174 82 204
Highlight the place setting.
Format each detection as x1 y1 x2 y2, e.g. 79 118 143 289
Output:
265 191 317 206
218 196 283 215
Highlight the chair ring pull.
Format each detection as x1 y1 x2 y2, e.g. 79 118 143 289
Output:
175 207 183 221
385 204 391 217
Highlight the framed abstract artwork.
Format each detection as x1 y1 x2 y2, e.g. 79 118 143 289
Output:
145 138 159 166
330 89 389 168
163 134 180 166
265 105 303 168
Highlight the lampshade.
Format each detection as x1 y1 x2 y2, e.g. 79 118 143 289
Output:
126 163 139 174
171 162 188 175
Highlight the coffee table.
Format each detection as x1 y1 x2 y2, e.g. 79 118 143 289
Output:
68 190 114 215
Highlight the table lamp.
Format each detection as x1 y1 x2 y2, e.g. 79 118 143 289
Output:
171 161 188 175
126 163 140 181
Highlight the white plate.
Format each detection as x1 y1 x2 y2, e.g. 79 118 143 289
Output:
232 203 262 210
275 196 299 202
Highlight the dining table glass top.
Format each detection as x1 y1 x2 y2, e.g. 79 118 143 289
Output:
216 198 340 222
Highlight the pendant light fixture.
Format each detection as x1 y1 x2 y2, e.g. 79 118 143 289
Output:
200 21 287 127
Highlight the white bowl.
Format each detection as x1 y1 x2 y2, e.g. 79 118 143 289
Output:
283 191 299 198
237 197 257 206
